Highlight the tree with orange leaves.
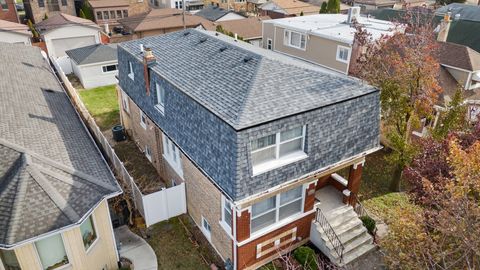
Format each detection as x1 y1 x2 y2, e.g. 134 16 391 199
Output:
352 13 442 191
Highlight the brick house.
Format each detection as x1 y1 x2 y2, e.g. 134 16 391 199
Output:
117 29 380 269
88 0 150 29
0 0 19 23
23 0 76 23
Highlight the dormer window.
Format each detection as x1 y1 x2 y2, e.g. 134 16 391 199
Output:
250 126 307 175
155 82 165 115
128 61 134 80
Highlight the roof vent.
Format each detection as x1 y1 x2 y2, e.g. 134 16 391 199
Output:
243 55 253 63
454 13 461 20
220 46 228 52
199 37 208 43
183 31 191 36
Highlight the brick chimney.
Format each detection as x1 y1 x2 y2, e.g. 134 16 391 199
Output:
143 46 156 96
437 12 452 42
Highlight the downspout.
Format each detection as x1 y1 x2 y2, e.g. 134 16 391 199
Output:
233 206 238 270
466 71 473 90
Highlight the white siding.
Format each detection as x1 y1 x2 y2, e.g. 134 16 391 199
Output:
216 12 246 22
0 32 31 45
43 25 101 58
74 60 119 89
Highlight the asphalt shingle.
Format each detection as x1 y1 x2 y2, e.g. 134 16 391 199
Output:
66 43 118 65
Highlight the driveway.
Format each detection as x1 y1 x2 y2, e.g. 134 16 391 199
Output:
115 225 158 270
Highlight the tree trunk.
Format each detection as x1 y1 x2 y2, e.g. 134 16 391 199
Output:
390 163 404 192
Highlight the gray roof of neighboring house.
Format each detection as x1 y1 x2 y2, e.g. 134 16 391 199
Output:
436 3 480 22
66 43 118 65
195 5 243 21
119 29 377 130
0 43 121 248
35 13 99 33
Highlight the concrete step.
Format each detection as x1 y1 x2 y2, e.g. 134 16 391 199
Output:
325 205 352 220
343 243 377 265
325 226 369 250
329 232 373 259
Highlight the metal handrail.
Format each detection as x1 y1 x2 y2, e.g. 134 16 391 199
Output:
315 208 345 262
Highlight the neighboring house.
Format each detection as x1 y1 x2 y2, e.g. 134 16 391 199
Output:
35 13 101 72
148 0 204 11
0 0 19 23
118 8 212 38
259 0 320 18
23 0 76 23
66 43 118 88
353 0 397 10
435 3 480 53
203 16 269 46
89 0 150 28
196 5 246 22
117 29 380 269
0 43 121 270
204 0 248 13
304 0 352 13
0 19 32 44
262 8 397 74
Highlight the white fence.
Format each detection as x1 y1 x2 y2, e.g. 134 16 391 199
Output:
51 57 186 227
56 56 73 74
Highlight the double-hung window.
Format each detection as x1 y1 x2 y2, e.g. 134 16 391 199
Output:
201 216 212 241
116 10 123 18
1 0 8 10
284 30 306 50
221 196 233 230
155 82 165 115
162 134 183 178
128 61 134 80
336 45 350 63
140 111 147 129
145 145 152 161
250 126 306 174
80 215 97 251
267 39 272 50
251 185 303 233
96 11 103 20
35 234 69 270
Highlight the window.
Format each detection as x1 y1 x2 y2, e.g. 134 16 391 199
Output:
267 39 272 50
162 133 183 177
121 91 130 113
116 10 123 18
61 0 67 6
145 145 152 161
80 216 97 251
96 11 103 20
201 216 212 241
102 64 118 73
250 126 306 174
0 250 21 270
103 11 109 19
128 61 134 80
336 46 350 63
175 1 182 8
284 30 306 50
110 10 116 19
0 0 8 10
251 185 303 233
221 196 233 230
140 111 147 129
123 10 128 18
35 234 69 270
38 0 45 7
155 82 165 114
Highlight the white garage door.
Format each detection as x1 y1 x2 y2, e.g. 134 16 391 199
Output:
51 35 96 58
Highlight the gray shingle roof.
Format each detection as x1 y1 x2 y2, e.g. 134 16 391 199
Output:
436 3 480 22
195 6 242 21
0 43 121 247
119 30 377 130
66 43 118 65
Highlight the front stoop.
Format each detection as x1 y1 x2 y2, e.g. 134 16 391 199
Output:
310 205 376 266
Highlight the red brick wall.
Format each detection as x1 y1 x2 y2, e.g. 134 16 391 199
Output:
236 213 315 269
237 210 251 242
304 182 316 212
0 0 18 23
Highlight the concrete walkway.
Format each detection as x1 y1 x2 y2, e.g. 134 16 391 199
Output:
115 225 158 270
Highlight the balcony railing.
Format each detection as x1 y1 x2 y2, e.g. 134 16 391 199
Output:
315 207 344 262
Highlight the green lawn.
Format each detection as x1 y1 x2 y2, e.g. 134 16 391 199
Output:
362 192 415 223
78 85 119 131
146 216 222 270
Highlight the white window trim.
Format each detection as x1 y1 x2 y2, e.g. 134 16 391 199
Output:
140 111 147 129
145 145 152 162
267 38 273 50
162 133 183 178
34 233 71 270
283 29 307 51
220 195 232 234
82 214 100 254
128 61 134 80
122 91 130 113
201 216 212 242
250 184 306 237
101 64 118 74
251 126 307 176
154 82 165 115
336 45 351 64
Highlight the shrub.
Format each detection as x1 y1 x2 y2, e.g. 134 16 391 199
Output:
360 215 376 234
293 246 317 270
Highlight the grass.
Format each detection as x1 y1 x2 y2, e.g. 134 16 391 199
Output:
145 215 223 270
362 192 415 224
78 85 120 131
